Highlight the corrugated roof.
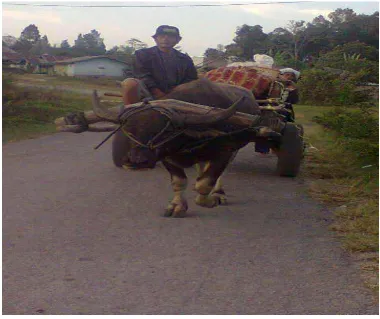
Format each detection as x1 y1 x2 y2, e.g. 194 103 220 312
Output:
55 55 129 65
2 51 25 62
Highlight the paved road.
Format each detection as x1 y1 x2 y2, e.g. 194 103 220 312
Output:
3 132 378 315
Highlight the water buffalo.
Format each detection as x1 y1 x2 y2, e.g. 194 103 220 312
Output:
56 78 302 217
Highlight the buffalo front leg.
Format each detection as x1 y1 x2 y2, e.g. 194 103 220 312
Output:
194 154 234 208
162 160 188 217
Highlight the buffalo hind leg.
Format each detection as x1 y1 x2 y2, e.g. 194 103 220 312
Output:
194 154 233 208
162 160 188 217
195 163 227 205
195 151 237 205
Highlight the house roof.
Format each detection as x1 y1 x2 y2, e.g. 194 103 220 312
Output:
40 54 70 63
24 54 71 66
54 55 129 65
2 50 25 63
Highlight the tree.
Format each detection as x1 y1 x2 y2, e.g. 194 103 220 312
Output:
203 47 227 68
315 41 379 82
286 20 307 61
30 34 50 55
267 27 293 57
60 40 71 49
328 8 357 25
127 38 147 52
216 44 225 52
20 24 41 44
224 43 243 57
74 34 85 48
73 30 106 55
105 44 135 63
301 16 334 57
10 39 33 55
232 24 268 59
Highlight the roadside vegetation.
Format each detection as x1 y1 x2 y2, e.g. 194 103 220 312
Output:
2 73 120 143
295 55 378 292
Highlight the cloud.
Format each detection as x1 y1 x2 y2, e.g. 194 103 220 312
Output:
298 9 332 18
2 9 62 24
233 3 333 19
238 4 290 18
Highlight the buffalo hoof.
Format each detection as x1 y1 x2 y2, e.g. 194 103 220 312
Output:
195 194 221 208
211 192 228 205
164 201 188 218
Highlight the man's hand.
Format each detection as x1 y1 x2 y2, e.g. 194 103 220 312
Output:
150 88 166 99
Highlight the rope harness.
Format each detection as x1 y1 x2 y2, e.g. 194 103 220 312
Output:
94 99 187 150
94 99 287 153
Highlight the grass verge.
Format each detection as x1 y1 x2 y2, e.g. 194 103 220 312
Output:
3 75 121 143
295 104 379 293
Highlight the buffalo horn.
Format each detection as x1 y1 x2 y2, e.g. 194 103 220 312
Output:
92 90 119 123
181 96 246 127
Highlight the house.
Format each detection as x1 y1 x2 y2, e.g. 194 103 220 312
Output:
2 47 28 70
53 56 131 78
2 48 70 74
30 54 70 75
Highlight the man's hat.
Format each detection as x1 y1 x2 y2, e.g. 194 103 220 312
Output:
152 25 181 38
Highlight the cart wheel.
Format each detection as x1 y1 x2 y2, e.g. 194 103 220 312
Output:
276 123 304 177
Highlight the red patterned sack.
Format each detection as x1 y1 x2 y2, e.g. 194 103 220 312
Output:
205 66 280 98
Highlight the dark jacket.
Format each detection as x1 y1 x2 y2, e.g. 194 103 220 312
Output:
133 46 198 93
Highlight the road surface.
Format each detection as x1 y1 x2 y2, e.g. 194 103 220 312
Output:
3 132 378 315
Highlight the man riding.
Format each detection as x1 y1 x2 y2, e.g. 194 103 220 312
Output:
121 25 198 105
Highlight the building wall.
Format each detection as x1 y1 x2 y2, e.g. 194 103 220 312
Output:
66 64 75 76
72 58 128 77
54 64 69 76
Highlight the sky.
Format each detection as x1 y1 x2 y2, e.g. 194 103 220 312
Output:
2 0 379 57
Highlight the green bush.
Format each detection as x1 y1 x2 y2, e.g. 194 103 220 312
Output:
313 108 379 166
298 68 375 106
299 69 353 105
314 42 379 83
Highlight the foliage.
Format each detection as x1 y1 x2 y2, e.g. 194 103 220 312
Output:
314 42 379 83
298 69 348 105
29 35 50 55
60 39 71 49
73 29 106 56
126 38 147 52
20 24 41 44
204 8 378 67
298 64 378 106
104 39 147 64
230 24 268 59
313 106 378 167
2 74 94 142
297 105 378 281
316 41 378 64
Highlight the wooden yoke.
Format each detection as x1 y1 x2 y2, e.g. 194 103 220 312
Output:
54 99 263 131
